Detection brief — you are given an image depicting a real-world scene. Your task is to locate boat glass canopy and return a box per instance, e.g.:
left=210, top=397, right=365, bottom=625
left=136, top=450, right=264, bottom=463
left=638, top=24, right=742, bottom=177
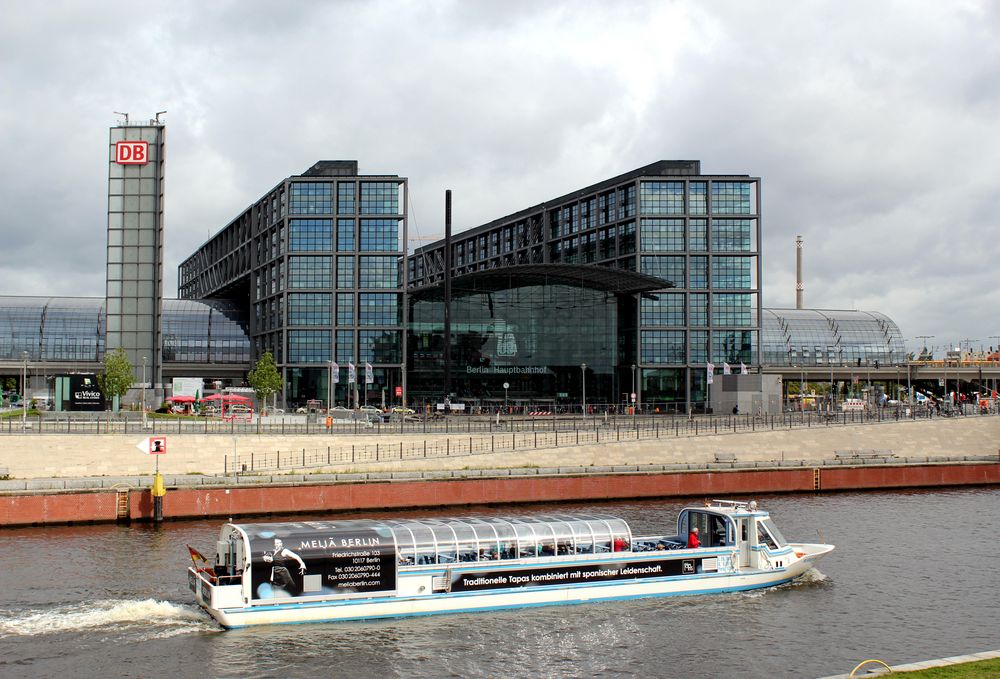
left=382, top=514, right=632, bottom=564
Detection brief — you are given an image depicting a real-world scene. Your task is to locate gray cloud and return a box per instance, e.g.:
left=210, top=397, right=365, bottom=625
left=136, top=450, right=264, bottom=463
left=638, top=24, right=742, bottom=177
left=1, top=0, right=997, bottom=353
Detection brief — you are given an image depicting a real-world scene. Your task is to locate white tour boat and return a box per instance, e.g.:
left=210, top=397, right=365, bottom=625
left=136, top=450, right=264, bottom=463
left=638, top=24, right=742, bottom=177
left=188, top=500, right=833, bottom=628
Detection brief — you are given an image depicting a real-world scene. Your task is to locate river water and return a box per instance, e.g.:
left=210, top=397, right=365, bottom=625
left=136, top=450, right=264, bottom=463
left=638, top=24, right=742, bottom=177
left=0, top=487, right=997, bottom=679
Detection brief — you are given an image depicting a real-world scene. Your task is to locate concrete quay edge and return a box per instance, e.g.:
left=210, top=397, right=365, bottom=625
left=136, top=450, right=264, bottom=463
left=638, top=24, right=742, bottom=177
left=0, top=454, right=996, bottom=494
left=816, top=648, right=1000, bottom=678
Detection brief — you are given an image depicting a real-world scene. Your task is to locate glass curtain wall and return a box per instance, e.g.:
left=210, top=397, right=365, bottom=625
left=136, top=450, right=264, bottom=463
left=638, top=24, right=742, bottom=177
left=409, top=279, right=627, bottom=410
left=637, top=178, right=760, bottom=412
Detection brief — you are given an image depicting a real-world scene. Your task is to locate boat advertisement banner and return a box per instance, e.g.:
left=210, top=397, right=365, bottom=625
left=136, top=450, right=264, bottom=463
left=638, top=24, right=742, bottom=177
left=247, top=527, right=396, bottom=601
left=450, top=557, right=703, bottom=592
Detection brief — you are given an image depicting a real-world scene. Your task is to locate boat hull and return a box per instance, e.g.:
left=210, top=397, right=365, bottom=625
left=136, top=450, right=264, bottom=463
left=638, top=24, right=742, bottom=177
left=195, top=544, right=831, bottom=628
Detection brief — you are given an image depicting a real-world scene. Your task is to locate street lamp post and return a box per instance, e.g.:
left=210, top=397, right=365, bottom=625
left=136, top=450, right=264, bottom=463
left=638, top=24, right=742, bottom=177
left=21, top=351, right=28, bottom=431
left=581, top=363, right=587, bottom=418
left=503, top=381, right=509, bottom=412
left=327, top=360, right=334, bottom=412
left=630, top=363, right=636, bottom=417
left=142, top=356, right=148, bottom=428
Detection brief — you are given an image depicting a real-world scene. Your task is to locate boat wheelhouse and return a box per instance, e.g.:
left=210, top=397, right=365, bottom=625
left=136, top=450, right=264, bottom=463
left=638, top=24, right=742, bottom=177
left=189, top=500, right=833, bottom=628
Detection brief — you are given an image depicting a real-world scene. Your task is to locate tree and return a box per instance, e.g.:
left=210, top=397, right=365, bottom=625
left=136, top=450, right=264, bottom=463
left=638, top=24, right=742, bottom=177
left=247, top=351, right=282, bottom=414
left=98, top=347, right=134, bottom=411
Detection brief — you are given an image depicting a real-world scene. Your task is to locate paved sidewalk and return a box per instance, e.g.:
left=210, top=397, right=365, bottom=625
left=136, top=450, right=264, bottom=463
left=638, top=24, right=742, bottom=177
left=0, top=416, right=997, bottom=480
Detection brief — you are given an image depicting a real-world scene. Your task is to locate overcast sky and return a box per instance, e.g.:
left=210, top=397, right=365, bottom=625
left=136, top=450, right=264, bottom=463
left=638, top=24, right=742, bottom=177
left=2, top=0, right=997, bottom=354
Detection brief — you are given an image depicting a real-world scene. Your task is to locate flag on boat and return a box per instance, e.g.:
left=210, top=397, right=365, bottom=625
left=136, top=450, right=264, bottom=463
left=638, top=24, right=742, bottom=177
left=331, top=361, right=339, bottom=384
left=740, top=362, right=748, bottom=375
left=348, top=362, right=356, bottom=383
left=723, top=362, right=731, bottom=375
left=365, top=362, right=374, bottom=384
left=706, top=362, right=714, bottom=385
left=187, top=544, right=208, bottom=564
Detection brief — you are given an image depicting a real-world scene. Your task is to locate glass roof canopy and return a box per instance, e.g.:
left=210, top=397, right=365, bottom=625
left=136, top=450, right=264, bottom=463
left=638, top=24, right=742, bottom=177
left=385, top=514, right=632, bottom=563
left=0, top=296, right=249, bottom=363
left=761, top=308, right=906, bottom=367
left=235, top=514, right=633, bottom=566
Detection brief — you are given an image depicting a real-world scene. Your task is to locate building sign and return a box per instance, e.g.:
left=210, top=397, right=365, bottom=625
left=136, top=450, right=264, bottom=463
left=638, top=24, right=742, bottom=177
left=172, top=377, right=203, bottom=398
left=115, top=140, right=149, bottom=165
left=69, top=374, right=104, bottom=411
left=450, top=557, right=705, bottom=592
left=466, top=366, right=548, bottom=376
left=248, top=526, right=396, bottom=602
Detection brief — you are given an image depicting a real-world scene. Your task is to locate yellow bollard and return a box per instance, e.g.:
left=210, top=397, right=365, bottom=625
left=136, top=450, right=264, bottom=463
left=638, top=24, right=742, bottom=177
left=152, top=472, right=166, bottom=522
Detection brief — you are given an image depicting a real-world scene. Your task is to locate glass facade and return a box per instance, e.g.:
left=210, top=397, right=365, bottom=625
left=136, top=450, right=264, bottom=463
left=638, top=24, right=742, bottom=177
left=633, top=174, right=761, bottom=412
left=409, top=276, right=635, bottom=407
left=173, top=165, right=406, bottom=408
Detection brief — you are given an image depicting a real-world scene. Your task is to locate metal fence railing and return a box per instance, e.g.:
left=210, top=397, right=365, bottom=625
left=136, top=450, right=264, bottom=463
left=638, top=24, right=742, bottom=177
left=221, top=404, right=992, bottom=474
left=1, top=402, right=984, bottom=436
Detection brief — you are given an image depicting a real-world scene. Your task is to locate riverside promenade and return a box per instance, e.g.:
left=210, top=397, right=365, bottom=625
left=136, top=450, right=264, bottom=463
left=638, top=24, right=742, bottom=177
left=1, top=414, right=998, bottom=480
left=1, top=415, right=998, bottom=526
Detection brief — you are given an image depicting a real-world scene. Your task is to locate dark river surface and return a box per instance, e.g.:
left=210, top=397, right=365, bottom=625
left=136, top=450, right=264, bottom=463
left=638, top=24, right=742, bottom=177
left=0, top=487, right=997, bottom=679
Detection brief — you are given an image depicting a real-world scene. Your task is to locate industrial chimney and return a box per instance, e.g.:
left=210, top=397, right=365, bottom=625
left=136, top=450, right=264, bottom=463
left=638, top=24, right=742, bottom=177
left=795, top=235, right=803, bottom=309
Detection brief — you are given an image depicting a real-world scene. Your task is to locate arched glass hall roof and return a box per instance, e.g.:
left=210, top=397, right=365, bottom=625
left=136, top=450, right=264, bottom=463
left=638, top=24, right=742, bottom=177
left=761, top=308, right=905, bottom=367
left=0, top=296, right=250, bottom=363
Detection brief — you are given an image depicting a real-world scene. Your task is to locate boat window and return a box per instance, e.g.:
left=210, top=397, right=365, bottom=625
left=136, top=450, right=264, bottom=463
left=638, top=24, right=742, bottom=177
left=512, top=521, right=539, bottom=557
left=687, top=512, right=710, bottom=546
left=756, top=522, right=778, bottom=550
left=759, top=519, right=787, bottom=548
left=709, top=514, right=731, bottom=547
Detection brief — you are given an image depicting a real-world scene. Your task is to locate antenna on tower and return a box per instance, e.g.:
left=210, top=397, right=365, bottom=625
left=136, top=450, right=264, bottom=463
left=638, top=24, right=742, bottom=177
left=113, top=111, right=129, bottom=124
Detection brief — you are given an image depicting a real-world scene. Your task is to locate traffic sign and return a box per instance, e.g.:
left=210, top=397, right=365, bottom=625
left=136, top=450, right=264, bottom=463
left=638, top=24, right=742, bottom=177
left=503, top=382, right=510, bottom=390
left=135, top=436, right=167, bottom=455
left=631, top=392, right=637, bottom=402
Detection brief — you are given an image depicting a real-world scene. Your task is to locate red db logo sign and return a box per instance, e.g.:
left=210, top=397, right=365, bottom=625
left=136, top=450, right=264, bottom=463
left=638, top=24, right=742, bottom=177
left=115, top=141, right=149, bottom=165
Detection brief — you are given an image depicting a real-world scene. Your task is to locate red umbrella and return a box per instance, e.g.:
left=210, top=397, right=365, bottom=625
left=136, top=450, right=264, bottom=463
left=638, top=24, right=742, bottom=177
left=166, top=395, right=196, bottom=402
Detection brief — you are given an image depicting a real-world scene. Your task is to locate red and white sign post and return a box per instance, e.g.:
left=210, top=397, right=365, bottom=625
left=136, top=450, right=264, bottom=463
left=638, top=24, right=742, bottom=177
left=136, top=436, right=167, bottom=473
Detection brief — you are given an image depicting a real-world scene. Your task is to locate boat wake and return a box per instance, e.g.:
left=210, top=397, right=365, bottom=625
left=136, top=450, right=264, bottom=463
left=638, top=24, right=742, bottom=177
left=0, top=598, right=216, bottom=639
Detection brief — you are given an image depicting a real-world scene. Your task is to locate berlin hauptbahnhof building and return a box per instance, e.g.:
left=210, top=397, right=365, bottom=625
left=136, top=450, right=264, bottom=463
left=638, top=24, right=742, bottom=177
left=0, top=121, right=907, bottom=412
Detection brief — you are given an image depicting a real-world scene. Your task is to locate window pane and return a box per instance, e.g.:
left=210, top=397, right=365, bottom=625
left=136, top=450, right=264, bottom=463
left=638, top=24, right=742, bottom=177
left=711, top=256, right=755, bottom=289
left=359, top=182, right=399, bottom=215
left=336, top=293, right=354, bottom=325
left=336, top=256, right=355, bottom=288
left=712, top=219, right=755, bottom=252
left=336, top=219, right=355, bottom=251
left=288, top=293, right=331, bottom=325
left=641, top=256, right=685, bottom=288
left=290, top=183, right=333, bottom=215
left=712, top=293, right=755, bottom=326
left=287, top=329, right=331, bottom=363
left=641, top=293, right=685, bottom=326
left=641, top=330, right=686, bottom=364
left=640, top=219, right=685, bottom=252
left=359, top=256, right=399, bottom=288
left=639, top=181, right=684, bottom=215
left=288, top=257, right=331, bottom=288
left=289, top=219, right=332, bottom=252
left=360, top=219, right=401, bottom=251
left=359, top=293, right=401, bottom=325
left=711, top=182, right=752, bottom=215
